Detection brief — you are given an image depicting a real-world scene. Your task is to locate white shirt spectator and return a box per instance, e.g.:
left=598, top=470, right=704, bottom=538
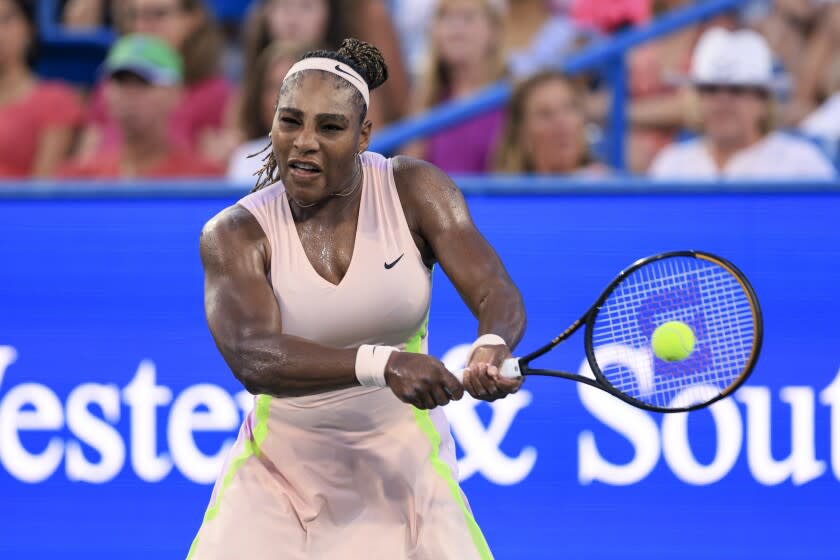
left=649, top=132, right=836, bottom=179
left=227, top=138, right=270, bottom=184
left=801, top=92, right=840, bottom=142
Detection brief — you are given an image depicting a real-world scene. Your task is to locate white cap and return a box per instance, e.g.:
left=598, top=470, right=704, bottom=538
left=690, top=27, right=774, bottom=89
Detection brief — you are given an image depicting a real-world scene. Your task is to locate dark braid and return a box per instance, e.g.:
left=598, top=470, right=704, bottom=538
left=252, top=38, right=388, bottom=192
left=331, top=38, right=389, bottom=91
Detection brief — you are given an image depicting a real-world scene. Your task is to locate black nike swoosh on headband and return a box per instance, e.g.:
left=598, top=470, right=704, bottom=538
left=334, top=64, right=363, bottom=84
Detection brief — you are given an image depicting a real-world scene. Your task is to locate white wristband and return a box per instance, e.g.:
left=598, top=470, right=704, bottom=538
left=355, top=345, right=398, bottom=387
left=465, top=333, right=507, bottom=365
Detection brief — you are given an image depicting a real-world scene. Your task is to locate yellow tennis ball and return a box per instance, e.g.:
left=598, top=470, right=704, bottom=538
left=651, top=321, right=695, bottom=362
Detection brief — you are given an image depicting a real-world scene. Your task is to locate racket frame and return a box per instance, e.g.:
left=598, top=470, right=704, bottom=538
left=514, top=250, right=763, bottom=413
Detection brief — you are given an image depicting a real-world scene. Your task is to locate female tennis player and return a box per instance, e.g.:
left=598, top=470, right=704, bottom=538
left=189, top=38, right=525, bottom=560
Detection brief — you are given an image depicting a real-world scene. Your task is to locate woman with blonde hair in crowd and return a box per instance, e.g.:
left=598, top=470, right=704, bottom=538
left=227, top=41, right=310, bottom=182
left=75, top=0, right=232, bottom=164
left=495, top=70, right=604, bottom=175
left=410, top=0, right=508, bottom=174
left=0, top=0, right=82, bottom=178
left=242, top=0, right=410, bottom=127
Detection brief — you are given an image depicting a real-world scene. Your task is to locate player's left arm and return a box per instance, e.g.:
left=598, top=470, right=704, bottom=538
left=393, top=156, right=526, bottom=401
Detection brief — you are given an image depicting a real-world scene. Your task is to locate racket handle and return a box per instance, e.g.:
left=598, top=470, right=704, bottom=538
left=453, top=358, right=522, bottom=383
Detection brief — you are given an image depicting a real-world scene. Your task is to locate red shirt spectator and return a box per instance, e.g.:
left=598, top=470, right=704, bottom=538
left=57, top=148, right=222, bottom=179
left=75, top=0, right=232, bottom=161
left=0, top=82, right=83, bottom=178
left=84, top=75, right=231, bottom=155
left=58, top=35, right=223, bottom=181
left=0, top=0, right=82, bottom=178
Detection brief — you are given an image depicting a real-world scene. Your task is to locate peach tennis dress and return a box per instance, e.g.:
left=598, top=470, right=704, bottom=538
left=187, top=152, right=493, bottom=559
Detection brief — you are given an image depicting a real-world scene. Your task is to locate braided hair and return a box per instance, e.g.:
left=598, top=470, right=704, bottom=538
left=252, top=38, right=388, bottom=192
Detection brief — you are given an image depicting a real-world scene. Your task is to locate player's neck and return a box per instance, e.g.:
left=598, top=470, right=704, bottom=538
left=288, top=168, right=364, bottom=223
left=289, top=184, right=362, bottom=226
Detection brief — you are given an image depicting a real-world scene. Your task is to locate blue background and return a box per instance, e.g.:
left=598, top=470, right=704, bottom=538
left=1, top=189, right=838, bottom=559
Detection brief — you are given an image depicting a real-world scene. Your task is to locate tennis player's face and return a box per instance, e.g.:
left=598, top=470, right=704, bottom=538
left=261, top=56, right=296, bottom=130
left=272, top=73, right=371, bottom=205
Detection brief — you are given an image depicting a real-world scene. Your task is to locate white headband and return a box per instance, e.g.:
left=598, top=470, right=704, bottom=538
left=283, top=57, right=370, bottom=108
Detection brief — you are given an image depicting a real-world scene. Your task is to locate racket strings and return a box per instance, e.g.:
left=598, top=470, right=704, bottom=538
left=590, top=256, right=756, bottom=409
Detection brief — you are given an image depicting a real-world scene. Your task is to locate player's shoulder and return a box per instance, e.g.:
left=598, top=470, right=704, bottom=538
left=237, top=179, right=286, bottom=207
left=200, top=204, right=266, bottom=260
left=389, top=155, right=468, bottom=239
left=391, top=155, right=462, bottom=200
left=391, top=154, right=435, bottom=179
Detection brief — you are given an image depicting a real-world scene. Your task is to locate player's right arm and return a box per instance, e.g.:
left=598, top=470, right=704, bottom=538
left=201, top=205, right=358, bottom=397
left=200, top=205, right=461, bottom=408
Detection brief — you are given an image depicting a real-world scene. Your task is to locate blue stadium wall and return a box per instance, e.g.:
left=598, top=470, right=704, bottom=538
left=1, top=183, right=838, bottom=559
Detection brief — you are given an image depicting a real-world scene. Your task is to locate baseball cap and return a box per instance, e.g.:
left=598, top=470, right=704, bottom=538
left=104, top=34, right=183, bottom=86
left=690, top=27, right=773, bottom=90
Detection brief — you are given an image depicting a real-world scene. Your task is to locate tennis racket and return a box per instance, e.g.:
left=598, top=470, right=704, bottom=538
left=456, top=251, right=762, bottom=413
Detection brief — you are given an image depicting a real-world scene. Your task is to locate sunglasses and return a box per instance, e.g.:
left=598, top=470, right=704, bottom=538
left=697, top=84, right=769, bottom=98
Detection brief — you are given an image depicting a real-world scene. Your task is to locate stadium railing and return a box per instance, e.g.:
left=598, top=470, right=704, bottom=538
left=1, top=177, right=838, bottom=200
left=369, top=0, right=747, bottom=172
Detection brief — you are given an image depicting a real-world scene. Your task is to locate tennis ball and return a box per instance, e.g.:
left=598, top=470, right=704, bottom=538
left=651, top=321, right=695, bottom=362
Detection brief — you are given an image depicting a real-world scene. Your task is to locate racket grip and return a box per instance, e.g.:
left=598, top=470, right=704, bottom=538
left=453, top=358, right=522, bottom=383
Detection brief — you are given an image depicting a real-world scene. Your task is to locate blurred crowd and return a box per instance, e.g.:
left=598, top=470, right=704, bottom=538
left=0, top=0, right=838, bottom=183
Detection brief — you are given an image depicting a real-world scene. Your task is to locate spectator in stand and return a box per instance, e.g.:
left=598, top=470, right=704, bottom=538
left=60, top=0, right=114, bottom=28
left=786, top=0, right=840, bottom=142
left=800, top=55, right=840, bottom=144
left=0, top=0, right=82, bottom=178
left=75, top=0, right=232, bottom=164
left=393, top=0, right=595, bottom=84
left=649, top=27, right=835, bottom=179
left=621, top=0, right=738, bottom=173
left=394, top=0, right=593, bottom=85
left=227, top=42, right=308, bottom=182
left=409, top=0, right=507, bottom=174
left=505, top=0, right=596, bottom=78
left=390, top=0, right=437, bottom=84
left=752, top=0, right=830, bottom=126
left=495, top=70, right=605, bottom=175
left=242, top=0, right=410, bottom=127
left=58, top=35, right=222, bottom=179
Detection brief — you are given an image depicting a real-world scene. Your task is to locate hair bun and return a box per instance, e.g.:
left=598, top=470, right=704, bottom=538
left=337, top=38, right=388, bottom=91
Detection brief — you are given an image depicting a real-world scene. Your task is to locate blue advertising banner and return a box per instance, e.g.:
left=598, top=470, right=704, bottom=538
left=1, top=190, right=838, bottom=559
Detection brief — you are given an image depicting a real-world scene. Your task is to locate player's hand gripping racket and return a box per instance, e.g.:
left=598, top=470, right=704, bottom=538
left=456, top=251, right=762, bottom=413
